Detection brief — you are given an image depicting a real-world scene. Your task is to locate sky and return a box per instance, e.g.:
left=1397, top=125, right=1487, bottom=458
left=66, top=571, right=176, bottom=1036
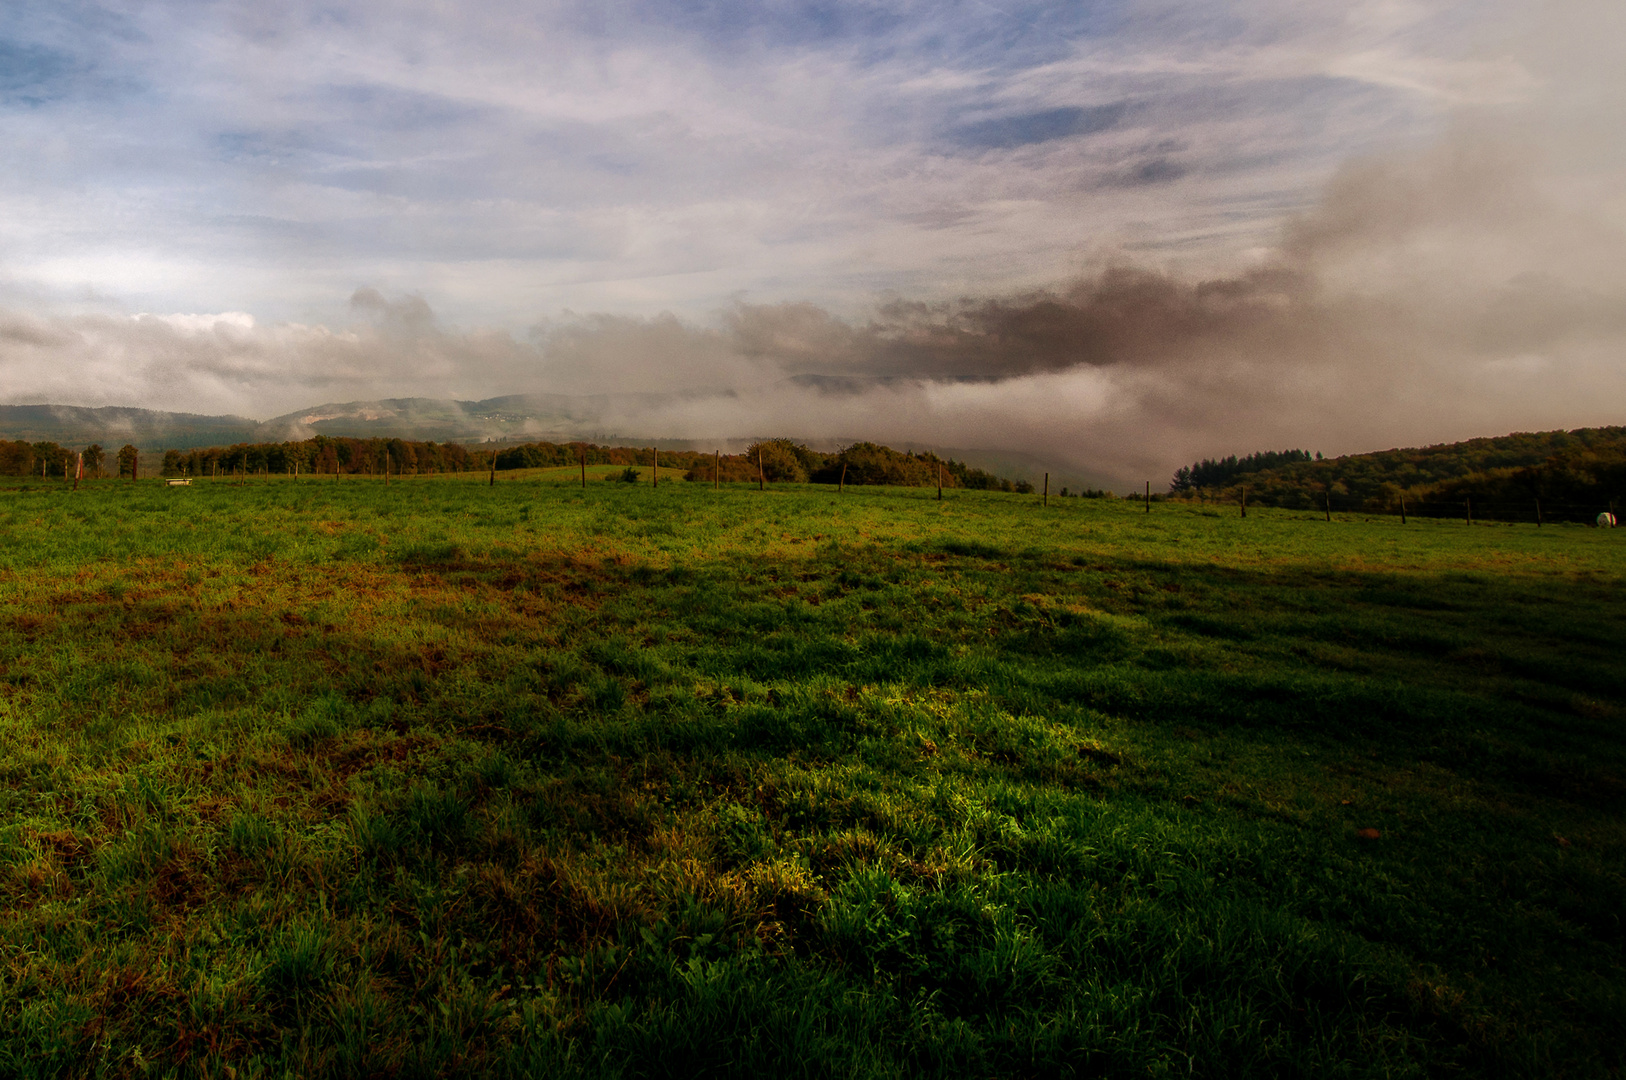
left=0, top=0, right=1621, bottom=485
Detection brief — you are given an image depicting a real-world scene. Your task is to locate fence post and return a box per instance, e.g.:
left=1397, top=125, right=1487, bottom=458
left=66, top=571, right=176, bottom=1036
left=1399, top=492, right=1406, bottom=525
left=1324, top=489, right=1331, bottom=522
left=938, top=463, right=944, bottom=501
left=840, top=462, right=846, bottom=493
left=1042, top=472, right=1048, bottom=507
left=714, top=449, right=719, bottom=490
left=581, top=446, right=587, bottom=489
left=1465, top=497, right=1471, bottom=526
left=488, top=450, right=495, bottom=487
left=758, top=447, right=764, bottom=491
left=1536, top=497, right=1543, bottom=527
left=1145, top=481, right=1150, bottom=514
left=1240, top=484, right=1247, bottom=517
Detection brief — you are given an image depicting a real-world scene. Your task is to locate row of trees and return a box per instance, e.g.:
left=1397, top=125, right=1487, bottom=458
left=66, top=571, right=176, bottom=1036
left=1171, top=450, right=1315, bottom=491
left=490, top=437, right=1029, bottom=489
left=1168, top=427, right=1626, bottom=521
left=0, top=440, right=141, bottom=478
left=5, top=433, right=1029, bottom=491
left=160, top=436, right=486, bottom=478
left=497, top=438, right=1027, bottom=489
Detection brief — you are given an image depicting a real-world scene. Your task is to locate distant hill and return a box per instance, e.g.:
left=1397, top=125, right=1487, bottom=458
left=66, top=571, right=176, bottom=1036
left=0, top=393, right=1121, bottom=491
left=1172, top=427, right=1626, bottom=521
left=0, top=404, right=260, bottom=449
left=0, top=395, right=635, bottom=448
left=253, top=395, right=603, bottom=442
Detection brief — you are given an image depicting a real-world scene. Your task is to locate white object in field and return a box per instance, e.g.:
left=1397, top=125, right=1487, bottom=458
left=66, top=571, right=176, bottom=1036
left=1598, top=512, right=1617, bottom=527
left=166, top=478, right=191, bottom=487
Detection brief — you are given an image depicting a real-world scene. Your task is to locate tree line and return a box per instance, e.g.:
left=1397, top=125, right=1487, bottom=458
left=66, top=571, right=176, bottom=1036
left=4, top=433, right=1030, bottom=491
left=159, top=437, right=489, bottom=478
left=0, top=440, right=133, bottom=478
left=1171, top=450, right=1315, bottom=491
left=500, top=438, right=1027, bottom=490
left=1168, top=427, right=1626, bottom=521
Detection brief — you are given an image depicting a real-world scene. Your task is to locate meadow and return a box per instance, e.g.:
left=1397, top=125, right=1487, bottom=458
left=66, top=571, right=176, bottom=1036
left=0, top=468, right=1622, bottom=1078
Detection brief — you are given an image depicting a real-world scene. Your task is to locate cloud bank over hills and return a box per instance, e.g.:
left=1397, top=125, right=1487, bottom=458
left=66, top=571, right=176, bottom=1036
left=0, top=0, right=1621, bottom=486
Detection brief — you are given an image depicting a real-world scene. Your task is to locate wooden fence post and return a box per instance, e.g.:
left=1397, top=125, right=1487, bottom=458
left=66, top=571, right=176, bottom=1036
left=1240, top=485, right=1246, bottom=518
left=758, top=447, right=764, bottom=491
left=714, top=449, right=719, bottom=490
left=1465, top=496, right=1472, bottom=526
left=839, top=462, right=846, bottom=494
left=938, top=463, right=944, bottom=501
left=488, top=450, right=495, bottom=487
left=1042, top=472, right=1048, bottom=507
left=1324, top=489, right=1331, bottom=522
left=1399, top=492, right=1406, bottom=524
left=581, top=446, right=587, bottom=489
left=1536, top=497, right=1543, bottom=527
left=652, top=446, right=658, bottom=488
left=1145, top=481, right=1150, bottom=514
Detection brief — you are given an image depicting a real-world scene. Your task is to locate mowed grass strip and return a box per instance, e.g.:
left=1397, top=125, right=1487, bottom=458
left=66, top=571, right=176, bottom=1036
left=0, top=476, right=1622, bottom=1078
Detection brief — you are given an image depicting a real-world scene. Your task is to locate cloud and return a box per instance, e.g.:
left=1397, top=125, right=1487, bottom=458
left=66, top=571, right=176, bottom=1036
left=5, top=105, right=1622, bottom=490
left=0, top=0, right=1619, bottom=489
left=0, top=0, right=1526, bottom=325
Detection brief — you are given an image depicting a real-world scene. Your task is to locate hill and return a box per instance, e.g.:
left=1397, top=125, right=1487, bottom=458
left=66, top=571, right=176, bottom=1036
left=0, top=403, right=260, bottom=449
left=0, top=396, right=1117, bottom=490
left=1171, top=427, right=1626, bottom=521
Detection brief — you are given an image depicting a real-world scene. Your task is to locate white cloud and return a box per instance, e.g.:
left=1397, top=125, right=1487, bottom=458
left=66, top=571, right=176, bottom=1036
left=137, top=312, right=257, bottom=333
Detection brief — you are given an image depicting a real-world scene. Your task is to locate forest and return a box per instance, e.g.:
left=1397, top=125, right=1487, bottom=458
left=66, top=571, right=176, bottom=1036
left=1170, top=427, right=1626, bottom=521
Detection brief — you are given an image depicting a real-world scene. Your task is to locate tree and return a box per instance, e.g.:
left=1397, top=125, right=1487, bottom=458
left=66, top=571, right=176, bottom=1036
left=33, top=442, right=68, bottom=478
left=0, top=440, right=33, bottom=476
left=83, top=444, right=105, bottom=478
left=117, top=444, right=139, bottom=479
left=746, top=440, right=814, bottom=483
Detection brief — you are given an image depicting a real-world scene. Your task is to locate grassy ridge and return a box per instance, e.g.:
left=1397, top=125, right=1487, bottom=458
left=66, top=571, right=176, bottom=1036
left=1, top=476, right=1623, bottom=1077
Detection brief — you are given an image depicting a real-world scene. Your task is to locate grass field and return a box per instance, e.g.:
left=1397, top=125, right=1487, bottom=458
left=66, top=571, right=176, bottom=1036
left=1, top=472, right=1622, bottom=1078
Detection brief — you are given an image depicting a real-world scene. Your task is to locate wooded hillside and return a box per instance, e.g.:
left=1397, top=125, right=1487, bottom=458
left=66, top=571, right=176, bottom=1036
left=1170, top=427, right=1626, bottom=521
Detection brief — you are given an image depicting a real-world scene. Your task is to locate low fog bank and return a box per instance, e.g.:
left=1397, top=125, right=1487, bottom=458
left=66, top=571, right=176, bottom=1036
left=4, top=114, right=1624, bottom=488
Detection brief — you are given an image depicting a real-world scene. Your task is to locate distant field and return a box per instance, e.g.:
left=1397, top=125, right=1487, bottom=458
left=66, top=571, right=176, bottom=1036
left=1, top=474, right=1622, bottom=1078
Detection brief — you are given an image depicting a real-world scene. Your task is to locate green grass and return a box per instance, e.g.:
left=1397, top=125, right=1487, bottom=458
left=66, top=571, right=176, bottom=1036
left=1, top=474, right=1622, bottom=1078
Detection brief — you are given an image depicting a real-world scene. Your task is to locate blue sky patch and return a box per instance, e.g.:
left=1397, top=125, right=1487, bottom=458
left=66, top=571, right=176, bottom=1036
left=947, top=103, right=1127, bottom=151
